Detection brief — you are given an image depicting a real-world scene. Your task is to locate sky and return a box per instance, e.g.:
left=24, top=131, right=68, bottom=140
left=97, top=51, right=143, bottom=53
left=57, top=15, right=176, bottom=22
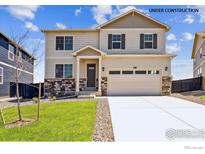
left=0, top=5, right=205, bottom=82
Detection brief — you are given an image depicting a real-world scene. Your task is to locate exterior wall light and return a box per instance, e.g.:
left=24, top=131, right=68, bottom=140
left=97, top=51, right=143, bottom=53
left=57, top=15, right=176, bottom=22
left=165, top=66, right=168, bottom=71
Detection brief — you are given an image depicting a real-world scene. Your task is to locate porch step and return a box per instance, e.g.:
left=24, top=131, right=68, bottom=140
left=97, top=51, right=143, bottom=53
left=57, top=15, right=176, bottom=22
left=77, top=91, right=97, bottom=98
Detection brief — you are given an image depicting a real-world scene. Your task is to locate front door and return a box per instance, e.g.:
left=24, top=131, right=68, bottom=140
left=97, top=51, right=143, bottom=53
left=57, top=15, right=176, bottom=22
left=87, top=64, right=96, bottom=87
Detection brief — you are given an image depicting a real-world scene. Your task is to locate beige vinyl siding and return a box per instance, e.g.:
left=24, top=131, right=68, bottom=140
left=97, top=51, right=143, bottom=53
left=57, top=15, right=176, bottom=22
left=45, top=31, right=99, bottom=58
left=100, top=29, right=166, bottom=54
left=102, top=12, right=165, bottom=29
left=101, top=56, right=171, bottom=77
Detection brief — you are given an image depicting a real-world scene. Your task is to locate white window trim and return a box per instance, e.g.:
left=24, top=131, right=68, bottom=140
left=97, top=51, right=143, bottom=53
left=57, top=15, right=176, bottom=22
left=144, top=34, right=154, bottom=49
left=55, top=64, right=73, bottom=79
left=8, top=50, right=14, bottom=61
left=0, top=67, right=3, bottom=84
left=112, top=34, right=122, bottom=49
left=56, top=35, right=74, bottom=52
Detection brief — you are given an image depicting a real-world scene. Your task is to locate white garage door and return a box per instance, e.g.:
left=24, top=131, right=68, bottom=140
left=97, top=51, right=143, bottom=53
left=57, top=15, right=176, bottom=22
left=107, top=70, right=162, bottom=96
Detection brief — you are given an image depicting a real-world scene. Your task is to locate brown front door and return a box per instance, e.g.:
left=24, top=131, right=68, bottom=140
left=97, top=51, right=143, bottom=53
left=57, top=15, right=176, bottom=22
left=87, top=64, right=96, bottom=87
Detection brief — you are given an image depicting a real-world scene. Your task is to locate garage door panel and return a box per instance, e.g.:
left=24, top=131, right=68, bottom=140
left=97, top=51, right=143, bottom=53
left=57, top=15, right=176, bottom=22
left=107, top=75, right=161, bottom=96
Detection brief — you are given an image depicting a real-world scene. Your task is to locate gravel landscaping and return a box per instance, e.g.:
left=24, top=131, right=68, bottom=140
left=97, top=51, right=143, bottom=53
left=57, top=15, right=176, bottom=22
left=171, top=92, right=205, bottom=106
left=92, top=98, right=115, bottom=142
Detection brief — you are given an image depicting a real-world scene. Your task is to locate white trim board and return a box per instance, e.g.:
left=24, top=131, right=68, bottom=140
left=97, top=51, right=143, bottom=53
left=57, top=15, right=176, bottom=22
left=0, top=61, right=33, bottom=75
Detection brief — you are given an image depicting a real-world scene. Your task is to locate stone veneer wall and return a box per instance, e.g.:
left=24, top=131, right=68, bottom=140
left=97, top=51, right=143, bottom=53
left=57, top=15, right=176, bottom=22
left=45, top=78, right=75, bottom=97
left=79, top=78, right=87, bottom=91
left=101, top=77, right=107, bottom=96
left=162, top=76, right=172, bottom=95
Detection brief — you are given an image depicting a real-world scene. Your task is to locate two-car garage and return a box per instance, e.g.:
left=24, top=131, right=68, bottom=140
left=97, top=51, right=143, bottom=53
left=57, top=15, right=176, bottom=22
left=107, top=70, right=162, bottom=96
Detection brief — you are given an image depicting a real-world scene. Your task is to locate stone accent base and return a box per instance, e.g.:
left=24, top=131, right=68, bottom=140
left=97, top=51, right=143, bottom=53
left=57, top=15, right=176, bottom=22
left=162, top=76, right=172, bottom=95
left=101, top=77, right=107, bottom=96
left=45, top=78, right=75, bottom=97
left=79, top=78, right=87, bottom=91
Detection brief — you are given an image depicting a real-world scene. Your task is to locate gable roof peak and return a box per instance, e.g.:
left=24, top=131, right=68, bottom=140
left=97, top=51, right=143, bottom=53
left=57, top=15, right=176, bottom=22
left=97, top=8, right=170, bottom=31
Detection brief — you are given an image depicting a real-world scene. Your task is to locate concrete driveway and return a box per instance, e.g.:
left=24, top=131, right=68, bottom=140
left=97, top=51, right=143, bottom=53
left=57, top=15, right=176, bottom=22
left=108, top=96, right=205, bottom=141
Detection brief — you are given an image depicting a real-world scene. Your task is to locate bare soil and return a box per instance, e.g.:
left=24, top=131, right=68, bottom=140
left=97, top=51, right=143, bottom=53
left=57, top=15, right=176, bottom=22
left=5, top=119, right=34, bottom=128
left=171, top=91, right=205, bottom=106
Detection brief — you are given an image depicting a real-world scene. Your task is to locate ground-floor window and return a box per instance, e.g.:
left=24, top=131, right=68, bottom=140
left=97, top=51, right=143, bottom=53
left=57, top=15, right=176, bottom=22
left=0, top=67, right=3, bottom=84
left=55, top=64, right=73, bottom=78
left=109, top=71, right=121, bottom=75
left=148, top=70, right=159, bottom=75
left=109, top=69, right=160, bottom=75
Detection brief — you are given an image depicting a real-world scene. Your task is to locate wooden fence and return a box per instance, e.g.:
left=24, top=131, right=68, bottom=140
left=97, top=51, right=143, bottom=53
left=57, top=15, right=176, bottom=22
left=172, top=77, right=202, bottom=93
left=10, top=82, right=44, bottom=99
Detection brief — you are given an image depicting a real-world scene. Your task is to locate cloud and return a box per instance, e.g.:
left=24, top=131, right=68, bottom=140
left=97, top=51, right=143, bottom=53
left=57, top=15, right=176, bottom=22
left=91, top=5, right=112, bottom=25
left=7, top=5, right=39, bottom=20
left=75, top=7, right=82, bottom=16
left=111, top=6, right=149, bottom=18
left=167, top=33, right=176, bottom=41
left=183, top=15, right=194, bottom=24
left=91, top=5, right=148, bottom=26
left=56, top=22, right=66, bottom=29
left=25, top=22, right=39, bottom=32
left=182, top=32, right=194, bottom=41
left=195, top=5, right=205, bottom=23
left=166, top=43, right=181, bottom=53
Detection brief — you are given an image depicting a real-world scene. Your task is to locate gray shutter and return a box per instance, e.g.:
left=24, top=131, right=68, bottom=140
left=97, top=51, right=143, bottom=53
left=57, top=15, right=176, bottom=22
left=121, top=34, right=125, bottom=49
left=140, top=34, right=144, bottom=49
left=153, top=34, right=157, bottom=49
left=108, top=34, right=112, bottom=49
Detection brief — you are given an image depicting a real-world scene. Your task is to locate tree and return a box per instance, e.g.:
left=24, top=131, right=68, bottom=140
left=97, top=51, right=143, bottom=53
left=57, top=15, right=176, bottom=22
left=8, top=30, right=43, bottom=121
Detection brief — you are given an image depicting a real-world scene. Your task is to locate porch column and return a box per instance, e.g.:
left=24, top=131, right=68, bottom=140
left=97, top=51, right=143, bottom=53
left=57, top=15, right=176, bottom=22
left=98, top=57, right=102, bottom=93
left=76, top=57, right=80, bottom=93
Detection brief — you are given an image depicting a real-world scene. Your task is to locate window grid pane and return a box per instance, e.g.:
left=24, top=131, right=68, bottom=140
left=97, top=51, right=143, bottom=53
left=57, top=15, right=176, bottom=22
left=55, top=64, right=63, bottom=78
left=135, top=70, right=147, bottom=74
left=64, top=64, right=73, bottom=78
left=56, top=37, right=64, bottom=50
left=122, top=70, right=133, bottom=74
left=109, top=71, right=121, bottom=75
left=148, top=70, right=159, bottom=74
left=65, top=36, right=73, bottom=50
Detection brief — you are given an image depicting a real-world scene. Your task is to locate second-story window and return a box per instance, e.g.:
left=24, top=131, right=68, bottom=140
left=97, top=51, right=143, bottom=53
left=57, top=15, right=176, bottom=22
left=56, top=36, right=73, bottom=51
left=112, top=34, right=122, bottom=49
left=144, top=34, right=153, bottom=49
left=200, top=47, right=202, bottom=58
left=18, top=51, right=22, bottom=62
left=65, top=36, right=73, bottom=50
left=8, top=44, right=14, bottom=61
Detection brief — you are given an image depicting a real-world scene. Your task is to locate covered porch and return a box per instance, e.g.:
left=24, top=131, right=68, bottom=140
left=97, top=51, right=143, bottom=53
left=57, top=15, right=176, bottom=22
left=73, top=45, right=106, bottom=96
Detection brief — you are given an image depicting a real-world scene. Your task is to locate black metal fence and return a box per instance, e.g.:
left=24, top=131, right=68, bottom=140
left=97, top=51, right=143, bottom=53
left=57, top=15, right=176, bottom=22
left=172, top=77, right=202, bottom=93
left=10, top=82, right=44, bottom=99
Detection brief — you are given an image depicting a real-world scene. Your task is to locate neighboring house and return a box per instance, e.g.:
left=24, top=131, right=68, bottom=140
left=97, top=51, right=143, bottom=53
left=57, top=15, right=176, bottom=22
left=192, top=32, right=205, bottom=78
left=0, top=32, right=34, bottom=98
left=42, top=9, right=176, bottom=97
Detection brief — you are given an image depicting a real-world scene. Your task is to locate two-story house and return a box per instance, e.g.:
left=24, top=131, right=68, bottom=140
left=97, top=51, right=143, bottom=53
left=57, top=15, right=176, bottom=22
left=192, top=32, right=205, bottom=78
left=0, top=32, right=35, bottom=98
left=42, top=9, right=176, bottom=97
